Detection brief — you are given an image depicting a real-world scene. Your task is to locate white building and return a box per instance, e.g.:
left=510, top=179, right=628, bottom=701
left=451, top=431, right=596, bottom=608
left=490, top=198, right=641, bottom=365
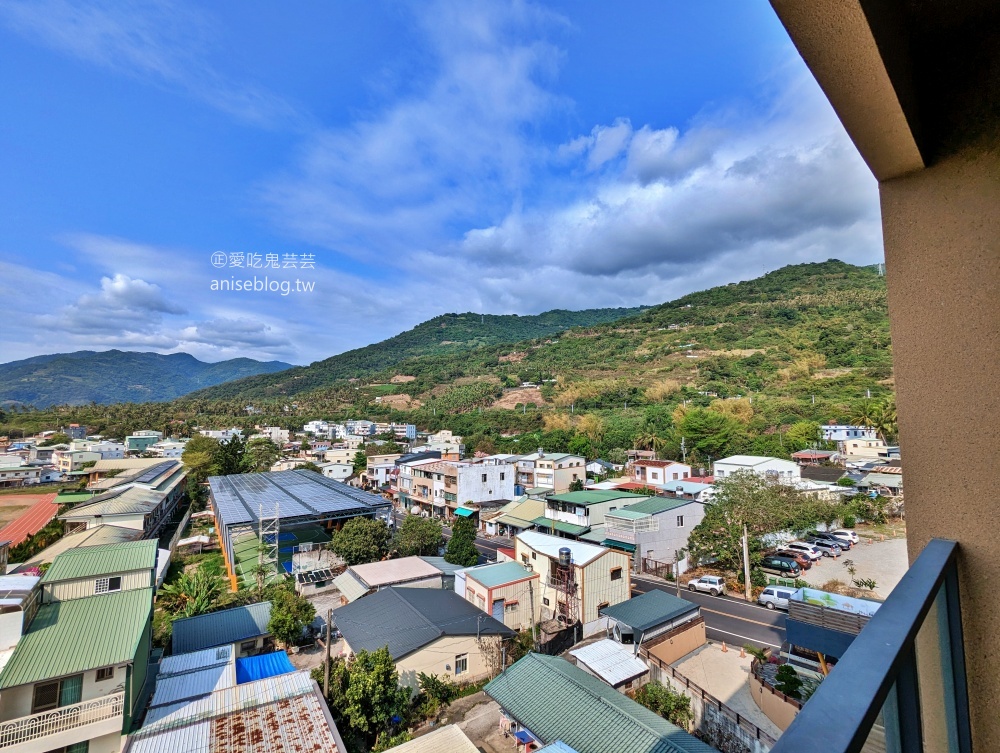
left=198, top=428, right=243, bottom=442
left=316, top=462, right=353, bottom=481
left=304, top=420, right=332, bottom=438
left=822, top=425, right=878, bottom=443
left=254, top=426, right=291, bottom=444
left=630, top=459, right=693, bottom=486
left=713, top=455, right=801, bottom=482
left=147, top=439, right=188, bottom=458
left=71, top=440, right=126, bottom=460
left=400, top=457, right=516, bottom=520
left=345, top=420, right=376, bottom=437
left=0, top=461, right=42, bottom=487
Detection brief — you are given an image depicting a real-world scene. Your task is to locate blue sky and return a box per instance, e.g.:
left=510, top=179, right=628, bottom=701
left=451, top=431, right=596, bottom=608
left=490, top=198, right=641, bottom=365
left=0, top=1, right=882, bottom=366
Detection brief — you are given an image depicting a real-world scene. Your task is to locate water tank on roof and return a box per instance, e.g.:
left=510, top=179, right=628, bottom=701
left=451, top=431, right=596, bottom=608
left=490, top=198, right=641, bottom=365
left=558, top=547, right=572, bottom=567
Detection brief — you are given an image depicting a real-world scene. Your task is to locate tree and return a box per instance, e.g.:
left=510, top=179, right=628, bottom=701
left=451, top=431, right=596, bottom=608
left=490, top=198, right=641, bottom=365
left=445, top=516, right=479, bottom=567
left=40, top=432, right=70, bottom=447
left=268, top=586, right=316, bottom=647
left=159, top=565, right=223, bottom=618
left=216, top=434, right=247, bottom=475
left=634, top=681, right=694, bottom=729
left=352, top=450, right=368, bottom=474
left=677, top=408, right=745, bottom=458
left=243, top=437, right=281, bottom=473
left=688, top=470, right=831, bottom=596
left=568, top=479, right=584, bottom=492
left=343, top=647, right=411, bottom=749
left=393, top=516, right=444, bottom=557
left=330, top=517, right=392, bottom=565
left=181, top=434, right=220, bottom=480
left=774, top=664, right=803, bottom=699
left=300, top=461, right=323, bottom=473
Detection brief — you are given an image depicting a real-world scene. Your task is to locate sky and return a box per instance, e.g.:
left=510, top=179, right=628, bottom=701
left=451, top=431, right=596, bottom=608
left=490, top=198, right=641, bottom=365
left=0, top=1, right=883, bottom=366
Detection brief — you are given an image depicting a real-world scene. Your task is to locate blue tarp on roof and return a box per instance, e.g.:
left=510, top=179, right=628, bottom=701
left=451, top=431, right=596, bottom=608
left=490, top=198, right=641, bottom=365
left=235, top=650, right=296, bottom=684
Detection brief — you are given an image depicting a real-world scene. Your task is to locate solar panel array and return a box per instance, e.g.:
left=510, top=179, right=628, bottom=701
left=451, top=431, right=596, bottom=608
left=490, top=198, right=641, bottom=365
left=210, top=469, right=391, bottom=529
left=296, top=569, right=335, bottom=584
left=133, top=460, right=180, bottom=485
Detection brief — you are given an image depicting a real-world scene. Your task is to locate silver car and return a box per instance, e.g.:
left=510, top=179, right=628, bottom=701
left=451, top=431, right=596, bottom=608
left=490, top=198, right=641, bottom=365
left=807, top=537, right=843, bottom=557
left=687, top=575, right=727, bottom=596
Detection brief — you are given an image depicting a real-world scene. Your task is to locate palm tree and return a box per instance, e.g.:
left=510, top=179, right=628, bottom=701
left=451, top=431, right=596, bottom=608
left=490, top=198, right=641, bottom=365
left=159, top=567, right=223, bottom=618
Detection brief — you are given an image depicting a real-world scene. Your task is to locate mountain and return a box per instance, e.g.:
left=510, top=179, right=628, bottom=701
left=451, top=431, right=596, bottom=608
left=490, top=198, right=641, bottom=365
left=0, top=351, right=293, bottom=407
left=187, top=260, right=890, bottom=415
left=186, top=307, right=648, bottom=401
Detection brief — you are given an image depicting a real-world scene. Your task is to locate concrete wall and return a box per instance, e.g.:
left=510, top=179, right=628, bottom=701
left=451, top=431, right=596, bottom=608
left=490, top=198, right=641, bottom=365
left=880, top=149, right=1000, bottom=752
left=391, top=635, right=492, bottom=691
left=645, top=622, right=706, bottom=666
left=749, top=673, right=799, bottom=732
left=0, top=662, right=130, bottom=720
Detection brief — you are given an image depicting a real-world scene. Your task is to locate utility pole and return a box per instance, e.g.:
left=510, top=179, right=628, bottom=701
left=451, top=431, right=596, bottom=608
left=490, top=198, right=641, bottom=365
left=742, top=524, right=752, bottom=602
left=324, top=608, right=332, bottom=697
left=680, top=437, right=687, bottom=463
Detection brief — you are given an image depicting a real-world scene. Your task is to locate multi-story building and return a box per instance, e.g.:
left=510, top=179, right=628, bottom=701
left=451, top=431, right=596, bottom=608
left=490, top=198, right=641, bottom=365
left=514, top=531, right=632, bottom=636
left=345, top=420, right=376, bottom=437
left=53, top=449, right=102, bottom=474
left=303, top=420, right=332, bottom=438
left=374, top=423, right=417, bottom=440
left=713, top=455, right=801, bottom=483
left=534, top=490, right=650, bottom=540
left=146, top=439, right=188, bottom=458
left=604, top=497, right=708, bottom=573
left=0, top=544, right=156, bottom=753
left=630, top=459, right=693, bottom=487
left=362, top=453, right=403, bottom=491
left=821, top=425, right=878, bottom=444
left=401, top=457, right=516, bottom=521
left=0, top=461, right=42, bottom=488
left=62, top=424, right=87, bottom=440
left=70, top=440, right=126, bottom=460
left=515, top=451, right=586, bottom=494
left=198, top=428, right=243, bottom=442
left=461, top=561, right=540, bottom=632
left=253, top=426, right=290, bottom=444
left=124, top=431, right=163, bottom=453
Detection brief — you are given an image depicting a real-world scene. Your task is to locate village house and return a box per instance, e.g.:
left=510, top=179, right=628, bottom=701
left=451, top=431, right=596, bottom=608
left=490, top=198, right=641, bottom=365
left=171, top=602, right=274, bottom=659
left=714, top=455, right=801, bottom=482
left=533, top=490, right=650, bottom=541
left=332, top=556, right=447, bottom=604
left=601, top=497, right=708, bottom=573
left=515, top=451, right=586, bottom=495
left=459, top=561, right=540, bottom=632
left=39, top=539, right=164, bottom=604
left=630, top=459, right=693, bottom=486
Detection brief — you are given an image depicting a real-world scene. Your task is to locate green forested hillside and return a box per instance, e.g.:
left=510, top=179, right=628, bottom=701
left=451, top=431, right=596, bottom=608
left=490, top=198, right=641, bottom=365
left=188, top=307, right=647, bottom=400
left=1, top=261, right=893, bottom=464
left=0, top=351, right=292, bottom=407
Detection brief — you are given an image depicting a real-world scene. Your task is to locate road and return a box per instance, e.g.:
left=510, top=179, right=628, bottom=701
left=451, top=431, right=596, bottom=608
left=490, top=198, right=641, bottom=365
left=633, top=574, right=786, bottom=650
left=390, top=510, right=508, bottom=562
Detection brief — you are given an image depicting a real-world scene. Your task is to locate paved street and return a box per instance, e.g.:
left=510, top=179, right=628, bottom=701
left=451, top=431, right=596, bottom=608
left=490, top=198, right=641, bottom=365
left=633, top=574, right=786, bottom=650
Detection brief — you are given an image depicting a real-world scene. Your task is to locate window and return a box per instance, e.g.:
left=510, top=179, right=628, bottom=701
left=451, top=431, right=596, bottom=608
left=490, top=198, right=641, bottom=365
left=505, top=601, right=518, bottom=613
left=677, top=515, right=684, bottom=527
left=94, top=576, right=122, bottom=595
left=96, top=666, right=114, bottom=681
left=482, top=473, right=487, bottom=482
left=543, top=597, right=550, bottom=606
left=500, top=472, right=505, bottom=481
left=532, top=552, right=537, bottom=560
left=240, top=639, right=258, bottom=653
left=597, top=602, right=610, bottom=612
left=454, top=654, right=468, bottom=676
left=32, top=675, right=83, bottom=713
left=610, top=567, right=623, bottom=581
left=521, top=554, right=529, bottom=565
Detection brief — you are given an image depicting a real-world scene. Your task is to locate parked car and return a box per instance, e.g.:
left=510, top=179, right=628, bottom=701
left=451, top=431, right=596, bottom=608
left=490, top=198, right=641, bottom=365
left=773, top=549, right=812, bottom=570
left=758, top=586, right=797, bottom=610
left=806, top=537, right=843, bottom=557
left=688, top=575, right=727, bottom=596
left=783, top=541, right=823, bottom=562
left=760, top=555, right=801, bottom=577
left=809, top=531, right=853, bottom=550
left=831, top=529, right=860, bottom=545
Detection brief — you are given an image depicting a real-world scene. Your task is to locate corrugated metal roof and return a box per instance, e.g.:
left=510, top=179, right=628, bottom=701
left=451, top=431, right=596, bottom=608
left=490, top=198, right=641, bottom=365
left=485, top=653, right=716, bottom=753
left=466, top=561, right=535, bottom=589
left=42, top=539, right=158, bottom=584
left=620, top=498, right=696, bottom=515
left=546, top=491, right=648, bottom=506
left=335, top=587, right=513, bottom=661
left=332, top=571, right=369, bottom=603
left=384, top=725, right=479, bottom=753
left=532, top=517, right=590, bottom=536
left=570, top=639, right=649, bottom=686
left=151, top=663, right=235, bottom=707
left=516, top=531, right=609, bottom=566
left=130, top=670, right=341, bottom=753
left=349, top=556, right=442, bottom=587
left=598, top=591, right=698, bottom=633
left=159, top=645, right=234, bottom=676
left=417, top=557, right=466, bottom=576
left=0, top=588, right=152, bottom=689
left=60, top=486, right=164, bottom=519
left=172, top=602, right=272, bottom=655
left=21, top=524, right=143, bottom=568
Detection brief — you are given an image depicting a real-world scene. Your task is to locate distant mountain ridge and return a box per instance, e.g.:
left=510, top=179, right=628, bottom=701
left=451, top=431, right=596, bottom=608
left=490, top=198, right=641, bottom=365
left=0, top=350, right=293, bottom=407
left=187, top=307, right=649, bottom=401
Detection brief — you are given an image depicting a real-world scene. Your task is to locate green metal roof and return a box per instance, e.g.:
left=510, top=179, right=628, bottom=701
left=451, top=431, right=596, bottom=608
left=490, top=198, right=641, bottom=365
left=0, top=588, right=153, bottom=690
left=577, top=526, right=607, bottom=544
left=42, top=539, right=158, bottom=585
left=532, top=517, right=590, bottom=536
left=605, top=509, right=650, bottom=520
left=454, top=507, right=475, bottom=517
left=54, top=492, right=99, bottom=503
left=546, top=490, right=648, bottom=506
left=621, top=497, right=695, bottom=515
left=599, top=590, right=699, bottom=633
left=466, top=561, right=535, bottom=589
left=603, top=539, right=636, bottom=553
left=485, top=653, right=716, bottom=753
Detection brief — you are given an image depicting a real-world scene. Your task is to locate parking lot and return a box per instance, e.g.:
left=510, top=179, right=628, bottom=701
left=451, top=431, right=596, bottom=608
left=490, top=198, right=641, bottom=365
left=796, top=537, right=909, bottom=597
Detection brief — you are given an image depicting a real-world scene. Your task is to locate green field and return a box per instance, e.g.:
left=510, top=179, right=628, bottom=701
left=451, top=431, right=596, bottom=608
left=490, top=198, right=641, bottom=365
left=230, top=523, right=331, bottom=586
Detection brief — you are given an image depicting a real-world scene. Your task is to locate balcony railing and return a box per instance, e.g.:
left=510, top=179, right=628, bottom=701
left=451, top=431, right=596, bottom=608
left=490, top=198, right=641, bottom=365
left=772, top=538, right=970, bottom=753
left=0, top=692, right=124, bottom=748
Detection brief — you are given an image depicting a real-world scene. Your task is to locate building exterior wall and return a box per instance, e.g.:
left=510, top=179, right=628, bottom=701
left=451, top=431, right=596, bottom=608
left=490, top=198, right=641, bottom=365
left=465, top=575, right=540, bottom=632
left=644, top=621, right=706, bottom=666
left=605, top=503, right=706, bottom=567
left=579, top=552, right=632, bottom=625
left=714, top=457, right=800, bottom=481
left=632, top=462, right=692, bottom=485
left=393, top=635, right=494, bottom=691
left=43, top=570, right=152, bottom=604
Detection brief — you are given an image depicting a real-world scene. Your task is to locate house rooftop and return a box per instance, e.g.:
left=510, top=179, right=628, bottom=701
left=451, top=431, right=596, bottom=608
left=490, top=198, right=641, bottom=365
left=41, top=539, right=158, bottom=584
left=632, top=460, right=685, bottom=468
left=0, top=588, right=152, bottom=690
left=335, top=587, right=513, bottom=661
left=716, top=455, right=788, bottom=466
left=619, top=497, right=699, bottom=516
left=546, top=490, right=649, bottom=506
left=465, top=561, right=536, bottom=589
left=570, top=639, right=650, bottom=686
left=599, top=590, right=699, bottom=633
left=348, top=556, right=443, bottom=588
left=383, top=724, right=479, bottom=753
left=485, top=653, right=716, bottom=753
left=516, top=531, right=610, bottom=566
left=172, top=602, right=273, bottom=655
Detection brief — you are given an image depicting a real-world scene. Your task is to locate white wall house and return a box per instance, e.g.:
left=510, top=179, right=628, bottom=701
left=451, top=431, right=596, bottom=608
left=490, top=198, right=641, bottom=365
left=714, top=455, right=801, bottom=482
left=630, top=460, right=692, bottom=486
left=317, top=462, right=353, bottom=481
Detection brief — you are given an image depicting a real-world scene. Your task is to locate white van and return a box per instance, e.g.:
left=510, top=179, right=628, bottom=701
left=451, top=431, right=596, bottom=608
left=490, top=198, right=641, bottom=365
left=758, top=586, right=797, bottom=610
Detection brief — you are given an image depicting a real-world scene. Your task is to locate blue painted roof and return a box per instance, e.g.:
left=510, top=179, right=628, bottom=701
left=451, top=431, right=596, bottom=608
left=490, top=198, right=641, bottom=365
left=235, top=650, right=295, bottom=683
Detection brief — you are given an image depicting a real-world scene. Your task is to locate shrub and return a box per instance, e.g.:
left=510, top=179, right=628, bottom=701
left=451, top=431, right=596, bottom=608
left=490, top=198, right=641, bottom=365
left=842, top=514, right=856, bottom=528
left=775, top=664, right=804, bottom=699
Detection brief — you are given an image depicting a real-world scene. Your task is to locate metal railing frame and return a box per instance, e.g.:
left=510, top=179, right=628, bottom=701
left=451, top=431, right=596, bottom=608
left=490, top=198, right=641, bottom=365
left=0, top=692, right=124, bottom=748
left=772, top=538, right=971, bottom=753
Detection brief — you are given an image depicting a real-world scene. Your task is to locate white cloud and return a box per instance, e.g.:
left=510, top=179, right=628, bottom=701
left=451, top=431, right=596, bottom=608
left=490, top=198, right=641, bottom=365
left=0, top=0, right=304, bottom=128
